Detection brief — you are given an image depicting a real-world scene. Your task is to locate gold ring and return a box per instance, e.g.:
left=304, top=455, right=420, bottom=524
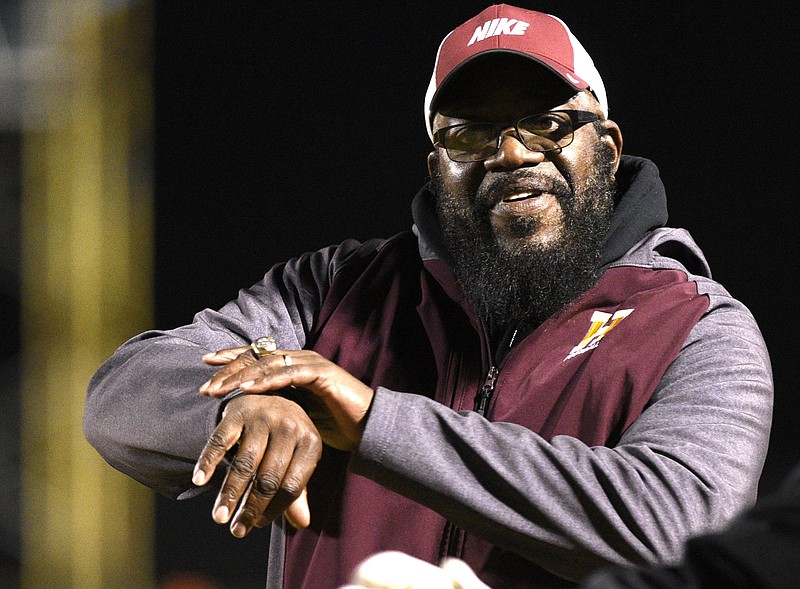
left=283, top=355, right=293, bottom=367
left=251, top=337, right=277, bottom=358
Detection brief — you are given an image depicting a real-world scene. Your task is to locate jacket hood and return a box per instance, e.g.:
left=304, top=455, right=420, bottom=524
left=412, top=154, right=677, bottom=270
left=600, top=155, right=668, bottom=266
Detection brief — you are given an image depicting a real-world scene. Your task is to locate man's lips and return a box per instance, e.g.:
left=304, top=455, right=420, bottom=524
left=492, top=191, right=557, bottom=215
left=502, top=191, right=543, bottom=203
left=479, top=174, right=562, bottom=210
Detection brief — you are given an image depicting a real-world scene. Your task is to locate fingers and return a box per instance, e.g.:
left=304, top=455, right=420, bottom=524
left=200, top=349, right=316, bottom=398
left=199, top=347, right=258, bottom=395
left=250, top=489, right=311, bottom=529
left=202, top=346, right=251, bottom=366
left=279, top=488, right=310, bottom=529
left=227, top=418, right=320, bottom=537
left=192, top=408, right=244, bottom=487
left=212, top=432, right=269, bottom=533
left=194, top=395, right=322, bottom=538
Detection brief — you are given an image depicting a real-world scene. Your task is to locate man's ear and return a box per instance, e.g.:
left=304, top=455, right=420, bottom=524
left=427, top=151, right=438, bottom=178
left=599, top=119, right=623, bottom=174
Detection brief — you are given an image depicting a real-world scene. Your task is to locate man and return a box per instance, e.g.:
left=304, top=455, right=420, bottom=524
left=84, top=5, right=773, bottom=589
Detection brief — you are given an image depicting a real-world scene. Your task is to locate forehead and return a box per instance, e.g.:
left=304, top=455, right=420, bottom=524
left=433, top=53, right=579, bottom=122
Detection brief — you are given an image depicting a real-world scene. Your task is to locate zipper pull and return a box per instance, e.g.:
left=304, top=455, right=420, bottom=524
left=475, top=366, right=498, bottom=416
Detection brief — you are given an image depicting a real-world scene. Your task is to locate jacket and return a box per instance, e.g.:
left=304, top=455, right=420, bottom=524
left=84, top=155, right=773, bottom=588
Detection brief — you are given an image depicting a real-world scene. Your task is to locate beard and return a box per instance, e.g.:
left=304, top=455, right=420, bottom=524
left=431, top=144, right=617, bottom=340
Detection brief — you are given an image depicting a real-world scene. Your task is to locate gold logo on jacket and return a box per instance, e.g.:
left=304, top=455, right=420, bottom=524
left=565, top=309, right=634, bottom=361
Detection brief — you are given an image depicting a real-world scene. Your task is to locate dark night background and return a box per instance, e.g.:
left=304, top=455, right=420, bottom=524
left=152, top=3, right=799, bottom=587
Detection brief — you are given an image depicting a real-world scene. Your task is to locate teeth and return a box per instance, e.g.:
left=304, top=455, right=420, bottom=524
left=504, top=192, right=536, bottom=202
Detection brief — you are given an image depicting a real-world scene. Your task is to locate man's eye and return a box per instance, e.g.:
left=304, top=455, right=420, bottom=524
left=520, top=113, right=567, bottom=136
left=448, top=125, right=493, bottom=148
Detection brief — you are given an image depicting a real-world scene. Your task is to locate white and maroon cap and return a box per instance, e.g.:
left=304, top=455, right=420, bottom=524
left=424, top=4, right=608, bottom=140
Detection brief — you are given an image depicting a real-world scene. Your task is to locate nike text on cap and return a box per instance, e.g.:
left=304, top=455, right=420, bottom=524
left=424, top=4, right=608, bottom=141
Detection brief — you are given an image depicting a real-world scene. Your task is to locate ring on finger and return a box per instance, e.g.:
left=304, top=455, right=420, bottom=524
left=251, top=336, right=278, bottom=358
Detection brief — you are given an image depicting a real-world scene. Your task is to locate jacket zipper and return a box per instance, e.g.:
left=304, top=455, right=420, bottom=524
left=475, top=365, right=498, bottom=416
left=440, top=326, right=507, bottom=559
left=439, top=366, right=499, bottom=560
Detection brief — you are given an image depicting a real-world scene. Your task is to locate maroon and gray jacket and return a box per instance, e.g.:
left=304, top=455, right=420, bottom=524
left=84, top=156, right=773, bottom=588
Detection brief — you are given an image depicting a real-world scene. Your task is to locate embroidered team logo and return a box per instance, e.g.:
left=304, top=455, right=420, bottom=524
left=564, top=309, right=634, bottom=361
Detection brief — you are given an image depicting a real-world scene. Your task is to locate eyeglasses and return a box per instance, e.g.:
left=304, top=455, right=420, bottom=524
left=432, top=110, right=600, bottom=163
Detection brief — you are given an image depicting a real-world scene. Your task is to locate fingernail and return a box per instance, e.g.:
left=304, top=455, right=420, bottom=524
left=213, top=505, right=229, bottom=524
left=231, top=522, right=247, bottom=538
left=199, top=380, right=211, bottom=394
left=240, top=381, right=255, bottom=389
left=202, top=352, right=216, bottom=361
left=192, top=468, right=206, bottom=486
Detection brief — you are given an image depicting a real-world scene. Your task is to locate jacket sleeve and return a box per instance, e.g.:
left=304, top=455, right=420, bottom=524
left=83, top=240, right=367, bottom=500
left=350, top=291, right=773, bottom=582
left=581, top=462, right=800, bottom=589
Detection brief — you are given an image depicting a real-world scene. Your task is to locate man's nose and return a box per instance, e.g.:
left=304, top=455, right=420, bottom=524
left=483, top=130, right=546, bottom=172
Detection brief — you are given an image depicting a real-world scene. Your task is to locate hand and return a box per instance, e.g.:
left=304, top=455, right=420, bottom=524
left=200, top=346, right=374, bottom=451
left=192, top=394, right=322, bottom=537
left=340, top=551, right=492, bottom=589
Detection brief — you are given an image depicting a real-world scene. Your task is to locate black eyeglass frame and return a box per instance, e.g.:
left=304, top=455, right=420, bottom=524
left=432, top=109, right=600, bottom=163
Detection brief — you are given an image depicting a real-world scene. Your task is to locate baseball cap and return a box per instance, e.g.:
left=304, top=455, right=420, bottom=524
left=424, top=4, right=608, bottom=140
